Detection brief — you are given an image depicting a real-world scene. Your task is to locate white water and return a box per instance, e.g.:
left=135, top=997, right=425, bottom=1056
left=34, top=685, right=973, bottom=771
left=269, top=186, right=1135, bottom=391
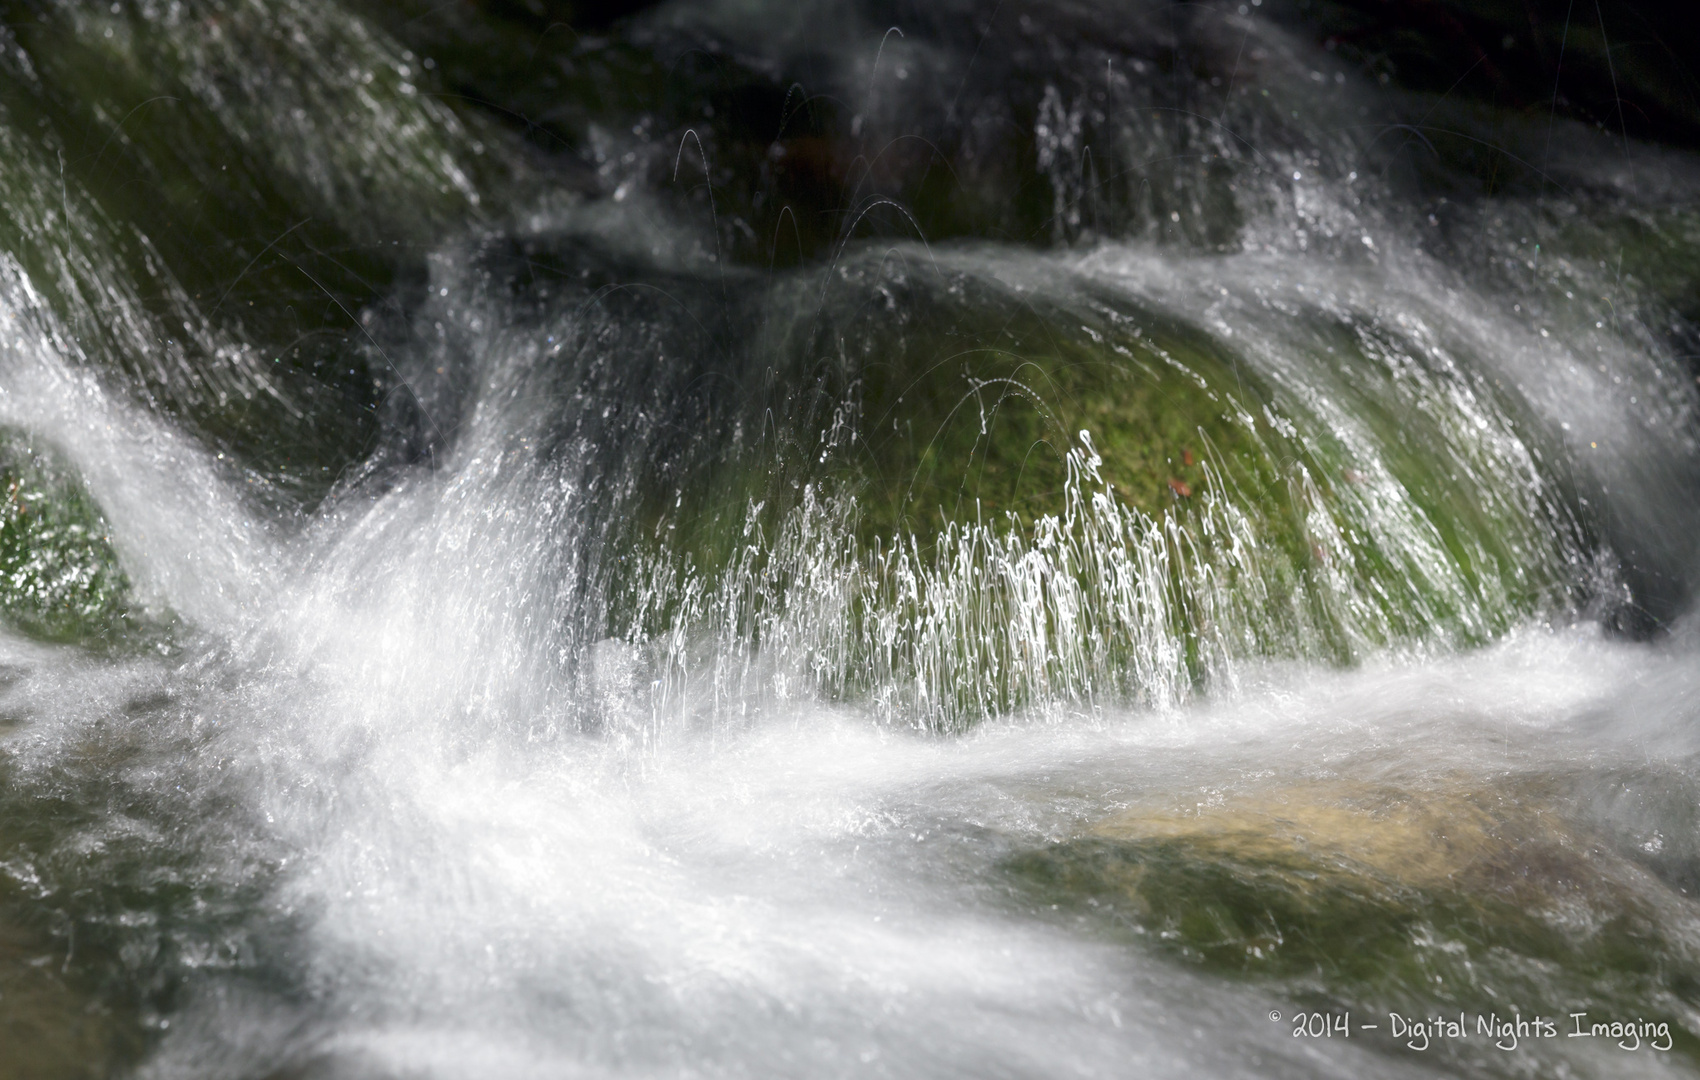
left=5, top=239, right=1700, bottom=1075
left=3, top=1, right=1700, bottom=1077
left=5, top=542, right=1698, bottom=1078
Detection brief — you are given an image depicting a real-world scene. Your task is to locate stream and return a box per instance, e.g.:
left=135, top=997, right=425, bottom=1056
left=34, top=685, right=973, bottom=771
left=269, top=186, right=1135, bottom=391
left=2, top=1, right=1700, bottom=1077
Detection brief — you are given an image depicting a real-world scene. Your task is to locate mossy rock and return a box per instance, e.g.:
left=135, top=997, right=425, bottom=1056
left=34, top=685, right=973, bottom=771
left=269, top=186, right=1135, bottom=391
left=0, top=0, right=514, bottom=508
left=1002, top=780, right=1700, bottom=1060
left=0, top=431, right=136, bottom=647
left=0, top=0, right=497, bottom=248
left=606, top=289, right=1278, bottom=615
left=595, top=254, right=1586, bottom=726
left=835, top=295, right=1278, bottom=542
left=793, top=261, right=1570, bottom=645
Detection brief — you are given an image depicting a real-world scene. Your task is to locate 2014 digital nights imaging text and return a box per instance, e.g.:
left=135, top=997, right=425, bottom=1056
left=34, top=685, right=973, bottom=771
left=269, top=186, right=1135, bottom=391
left=1271, top=1009, right=1674, bottom=1052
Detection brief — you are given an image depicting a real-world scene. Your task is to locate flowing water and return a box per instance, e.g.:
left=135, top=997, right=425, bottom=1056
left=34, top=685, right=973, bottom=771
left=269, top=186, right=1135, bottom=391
left=2, top=0, right=1700, bottom=1076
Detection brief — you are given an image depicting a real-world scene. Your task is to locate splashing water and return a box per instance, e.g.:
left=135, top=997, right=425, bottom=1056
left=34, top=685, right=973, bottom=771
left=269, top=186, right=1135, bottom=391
left=1, top=1, right=1700, bottom=1078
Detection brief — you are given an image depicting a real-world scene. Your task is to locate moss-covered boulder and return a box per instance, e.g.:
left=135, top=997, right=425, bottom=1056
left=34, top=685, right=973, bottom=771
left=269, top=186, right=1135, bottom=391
left=577, top=245, right=1590, bottom=729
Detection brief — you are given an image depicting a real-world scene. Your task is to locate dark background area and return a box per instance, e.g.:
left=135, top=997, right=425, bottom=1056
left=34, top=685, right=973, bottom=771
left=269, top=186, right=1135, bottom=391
left=1284, top=0, right=1700, bottom=148
left=488, top=0, right=1700, bottom=147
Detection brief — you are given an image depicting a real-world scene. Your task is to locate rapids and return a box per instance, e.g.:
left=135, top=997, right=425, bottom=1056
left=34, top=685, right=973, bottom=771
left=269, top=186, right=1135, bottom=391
left=1, top=1, right=1699, bottom=1077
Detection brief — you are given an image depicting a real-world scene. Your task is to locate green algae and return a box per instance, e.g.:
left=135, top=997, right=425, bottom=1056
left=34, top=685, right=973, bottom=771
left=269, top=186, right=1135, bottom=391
left=814, top=260, right=1574, bottom=626
left=0, top=432, right=136, bottom=647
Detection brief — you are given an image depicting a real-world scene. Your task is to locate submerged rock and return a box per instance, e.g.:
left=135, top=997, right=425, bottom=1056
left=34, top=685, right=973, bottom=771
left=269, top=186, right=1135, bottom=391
left=1003, top=779, right=1700, bottom=1060
left=0, top=916, right=142, bottom=1080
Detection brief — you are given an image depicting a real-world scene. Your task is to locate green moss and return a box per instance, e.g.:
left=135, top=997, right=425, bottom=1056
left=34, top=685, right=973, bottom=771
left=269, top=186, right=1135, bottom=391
left=1278, top=315, right=1577, bottom=643
left=598, top=259, right=1585, bottom=728
left=814, top=265, right=1569, bottom=647
left=842, top=305, right=1274, bottom=539
left=0, top=431, right=136, bottom=647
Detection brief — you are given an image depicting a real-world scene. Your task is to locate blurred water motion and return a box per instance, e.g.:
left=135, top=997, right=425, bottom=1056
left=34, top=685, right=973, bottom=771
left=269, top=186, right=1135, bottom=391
left=1, top=1, right=1699, bottom=1077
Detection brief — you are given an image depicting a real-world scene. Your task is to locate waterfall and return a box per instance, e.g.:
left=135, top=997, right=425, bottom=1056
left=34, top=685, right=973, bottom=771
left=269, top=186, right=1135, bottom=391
left=1, top=1, right=1698, bottom=1076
